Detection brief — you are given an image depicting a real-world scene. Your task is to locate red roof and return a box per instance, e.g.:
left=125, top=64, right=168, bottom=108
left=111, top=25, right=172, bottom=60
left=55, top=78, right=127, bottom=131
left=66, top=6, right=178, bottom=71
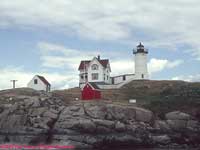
left=37, top=75, right=51, bottom=86
left=78, top=61, right=90, bottom=70
left=78, top=59, right=109, bottom=70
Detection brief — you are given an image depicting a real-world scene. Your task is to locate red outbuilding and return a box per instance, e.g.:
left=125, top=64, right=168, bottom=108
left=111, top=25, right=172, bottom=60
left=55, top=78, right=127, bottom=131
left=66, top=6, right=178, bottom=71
left=81, top=82, right=101, bottom=100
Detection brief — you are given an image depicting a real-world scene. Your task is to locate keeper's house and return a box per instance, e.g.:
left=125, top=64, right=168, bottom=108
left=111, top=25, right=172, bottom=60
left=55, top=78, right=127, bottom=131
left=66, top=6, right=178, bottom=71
left=78, top=55, right=111, bottom=89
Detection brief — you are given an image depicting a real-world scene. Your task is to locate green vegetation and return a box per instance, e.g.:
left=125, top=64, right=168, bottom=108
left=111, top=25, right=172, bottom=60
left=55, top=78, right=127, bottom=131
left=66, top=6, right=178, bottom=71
left=120, top=80, right=200, bottom=120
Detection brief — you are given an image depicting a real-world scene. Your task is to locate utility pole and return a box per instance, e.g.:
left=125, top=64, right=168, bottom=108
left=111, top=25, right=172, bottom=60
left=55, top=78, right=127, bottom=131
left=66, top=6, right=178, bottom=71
left=11, top=80, right=17, bottom=89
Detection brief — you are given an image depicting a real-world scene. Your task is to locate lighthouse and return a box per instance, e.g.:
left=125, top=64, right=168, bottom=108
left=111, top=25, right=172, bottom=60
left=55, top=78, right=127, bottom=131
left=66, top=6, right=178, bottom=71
left=133, top=43, right=149, bottom=80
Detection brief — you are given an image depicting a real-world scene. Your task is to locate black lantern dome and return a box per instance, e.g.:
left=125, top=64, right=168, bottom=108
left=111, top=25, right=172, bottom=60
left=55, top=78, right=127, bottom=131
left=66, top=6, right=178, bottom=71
left=133, top=42, right=148, bottom=54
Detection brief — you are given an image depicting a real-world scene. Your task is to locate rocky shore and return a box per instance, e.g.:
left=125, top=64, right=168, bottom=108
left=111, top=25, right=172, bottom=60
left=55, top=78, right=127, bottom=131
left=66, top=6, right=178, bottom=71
left=0, top=88, right=200, bottom=149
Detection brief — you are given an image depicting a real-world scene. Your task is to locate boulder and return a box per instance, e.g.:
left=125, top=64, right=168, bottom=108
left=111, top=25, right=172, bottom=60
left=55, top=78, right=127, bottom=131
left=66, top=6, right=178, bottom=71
left=152, top=135, right=171, bottom=145
left=135, top=107, right=153, bottom=123
left=106, top=105, right=136, bottom=122
left=166, top=111, right=191, bottom=120
left=84, top=103, right=107, bottom=119
left=106, top=105, right=128, bottom=121
left=167, top=119, right=187, bottom=130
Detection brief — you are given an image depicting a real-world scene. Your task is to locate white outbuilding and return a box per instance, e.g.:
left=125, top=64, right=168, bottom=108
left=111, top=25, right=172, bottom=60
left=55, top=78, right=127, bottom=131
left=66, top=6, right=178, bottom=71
left=27, top=75, right=51, bottom=92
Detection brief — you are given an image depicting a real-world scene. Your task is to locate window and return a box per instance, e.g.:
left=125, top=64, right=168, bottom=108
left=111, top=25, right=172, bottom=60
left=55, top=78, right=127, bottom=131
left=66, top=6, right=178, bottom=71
left=123, top=75, right=126, bottom=81
left=112, top=78, right=114, bottom=84
left=107, top=76, right=109, bottom=80
left=92, top=73, right=99, bottom=80
left=141, top=74, right=144, bottom=79
left=34, top=79, right=38, bottom=84
left=91, top=64, right=99, bottom=70
left=81, top=75, right=84, bottom=79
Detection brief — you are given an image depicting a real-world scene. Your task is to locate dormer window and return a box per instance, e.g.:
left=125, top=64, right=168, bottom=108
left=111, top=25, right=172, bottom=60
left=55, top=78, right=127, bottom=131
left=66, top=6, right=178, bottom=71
left=92, top=64, right=98, bottom=70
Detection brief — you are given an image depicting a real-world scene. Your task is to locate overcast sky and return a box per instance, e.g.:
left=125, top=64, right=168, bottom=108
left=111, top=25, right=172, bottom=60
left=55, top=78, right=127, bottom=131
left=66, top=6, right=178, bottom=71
left=0, top=0, right=200, bottom=90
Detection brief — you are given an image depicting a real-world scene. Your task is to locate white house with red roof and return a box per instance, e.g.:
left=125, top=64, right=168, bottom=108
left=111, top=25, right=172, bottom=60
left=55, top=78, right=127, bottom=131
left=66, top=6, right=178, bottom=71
left=78, top=55, right=111, bottom=88
left=27, top=75, right=51, bottom=92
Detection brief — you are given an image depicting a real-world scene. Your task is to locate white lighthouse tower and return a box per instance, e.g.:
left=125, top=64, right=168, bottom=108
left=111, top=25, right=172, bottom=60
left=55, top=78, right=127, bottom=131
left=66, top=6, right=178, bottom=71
left=133, top=43, right=149, bottom=80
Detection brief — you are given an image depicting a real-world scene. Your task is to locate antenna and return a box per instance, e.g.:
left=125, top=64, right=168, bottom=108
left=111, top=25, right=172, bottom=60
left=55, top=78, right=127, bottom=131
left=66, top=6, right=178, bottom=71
left=11, top=80, right=17, bottom=89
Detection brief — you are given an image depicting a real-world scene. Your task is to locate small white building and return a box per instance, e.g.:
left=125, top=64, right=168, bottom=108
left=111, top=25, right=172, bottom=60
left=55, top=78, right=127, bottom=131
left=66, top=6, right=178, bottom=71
left=78, top=56, right=111, bottom=88
left=27, top=75, right=51, bottom=92
left=111, top=74, right=135, bottom=85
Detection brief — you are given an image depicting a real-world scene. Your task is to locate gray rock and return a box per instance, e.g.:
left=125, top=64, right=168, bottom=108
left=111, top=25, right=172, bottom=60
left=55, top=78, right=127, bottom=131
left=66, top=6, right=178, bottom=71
left=78, top=119, right=96, bottom=132
left=154, top=120, right=171, bottom=131
left=106, top=105, right=127, bottom=121
left=167, top=119, right=187, bottom=130
left=24, top=97, right=40, bottom=108
left=49, top=108, right=59, bottom=114
left=29, top=107, right=47, bottom=117
left=166, top=111, right=191, bottom=120
left=0, top=114, right=26, bottom=129
left=92, top=119, right=115, bottom=128
left=104, top=134, right=143, bottom=145
left=31, top=117, right=50, bottom=129
left=135, top=107, right=153, bottom=123
left=152, top=135, right=171, bottom=145
left=96, top=126, right=111, bottom=133
left=115, top=121, right=126, bottom=132
left=55, top=118, right=80, bottom=129
left=84, top=103, right=107, bottom=119
left=43, top=111, right=58, bottom=119
left=60, top=105, right=85, bottom=118
left=187, top=120, right=199, bottom=129
left=106, top=105, right=137, bottom=122
left=60, top=140, right=93, bottom=149
left=81, top=135, right=99, bottom=145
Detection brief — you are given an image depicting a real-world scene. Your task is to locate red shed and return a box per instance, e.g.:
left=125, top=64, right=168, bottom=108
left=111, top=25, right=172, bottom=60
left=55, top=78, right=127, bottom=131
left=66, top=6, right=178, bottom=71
left=81, top=82, right=101, bottom=100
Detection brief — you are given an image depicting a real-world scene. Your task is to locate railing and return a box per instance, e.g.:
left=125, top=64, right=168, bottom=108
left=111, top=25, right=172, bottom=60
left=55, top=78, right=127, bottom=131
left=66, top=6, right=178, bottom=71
left=133, top=48, right=148, bottom=54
